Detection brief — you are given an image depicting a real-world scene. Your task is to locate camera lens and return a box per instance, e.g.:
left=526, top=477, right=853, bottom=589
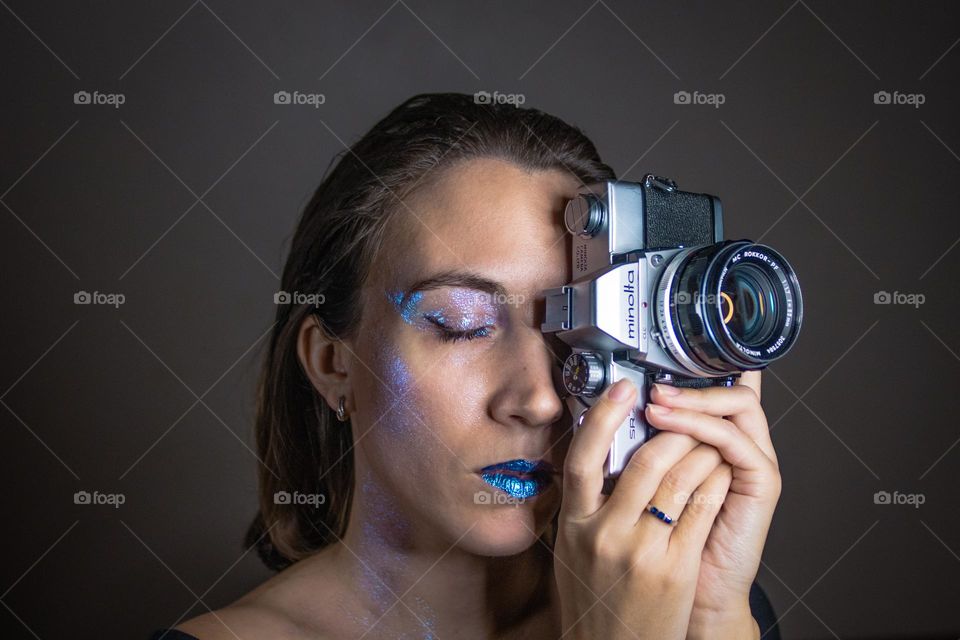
left=721, top=262, right=781, bottom=347
left=655, top=241, right=803, bottom=374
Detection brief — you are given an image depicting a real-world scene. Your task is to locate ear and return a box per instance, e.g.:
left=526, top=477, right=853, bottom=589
left=297, top=313, right=352, bottom=415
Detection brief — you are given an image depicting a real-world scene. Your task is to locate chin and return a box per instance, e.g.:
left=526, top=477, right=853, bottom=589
left=457, top=488, right=560, bottom=556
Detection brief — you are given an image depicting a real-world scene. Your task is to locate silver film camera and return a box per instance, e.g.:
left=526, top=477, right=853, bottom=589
left=541, top=175, right=803, bottom=482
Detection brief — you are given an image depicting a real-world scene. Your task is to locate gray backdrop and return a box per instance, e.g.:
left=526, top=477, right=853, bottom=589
left=2, top=2, right=958, bottom=638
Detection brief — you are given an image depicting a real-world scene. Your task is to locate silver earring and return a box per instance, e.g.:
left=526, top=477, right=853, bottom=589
left=336, top=395, right=348, bottom=422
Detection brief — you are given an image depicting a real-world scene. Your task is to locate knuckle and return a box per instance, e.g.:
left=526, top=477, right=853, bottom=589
left=562, top=462, right=594, bottom=496
left=701, top=443, right=724, bottom=466
left=715, top=461, right=734, bottom=483
left=587, top=525, right=619, bottom=560
left=734, top=384, right=760, bottom=406
left=626, top=545, right=659, bottom=575
left=557, top=519, right=582, bottom=548
left=563, top=458, right=590, bottom=483
left=733, top=384, right=754, bottom=399
left=650, top=562, right=687, bottom=590
left=683, top=494, right=715, bottom=519
left=626, top=449, right=669, bottom=479
left=658, top=469, right=687, bottom=502
left=720, top=418, right=740, bottom=436
left=768, top=468, right=783, bottom=498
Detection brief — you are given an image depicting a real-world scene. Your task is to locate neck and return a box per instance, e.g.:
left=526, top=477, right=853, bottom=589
left=326, top=464, right=558, bottom=639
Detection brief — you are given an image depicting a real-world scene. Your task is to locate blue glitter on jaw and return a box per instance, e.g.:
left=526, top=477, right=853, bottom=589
left=480, top=472, right=547, bottom=499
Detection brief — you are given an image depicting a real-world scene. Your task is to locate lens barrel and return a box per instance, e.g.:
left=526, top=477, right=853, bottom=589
left=657, top=241, right=803, bottom=374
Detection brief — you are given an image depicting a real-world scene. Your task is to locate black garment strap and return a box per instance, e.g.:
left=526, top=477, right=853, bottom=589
left=150, top=630, right=199, bottom=640
left=750, top=580, right=782, bottom=640
left=150, top=582, right=781, bottom=640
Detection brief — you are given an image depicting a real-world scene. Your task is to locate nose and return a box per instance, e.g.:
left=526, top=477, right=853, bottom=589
left=489, top=325, right=565, bottom=429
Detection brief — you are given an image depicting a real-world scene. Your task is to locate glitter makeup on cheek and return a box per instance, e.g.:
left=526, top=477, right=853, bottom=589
left=368, top=314, right=443, bottom=463
left=379, top=338, right=422, bottom=441
left=385, top=339, right=413, bottom=392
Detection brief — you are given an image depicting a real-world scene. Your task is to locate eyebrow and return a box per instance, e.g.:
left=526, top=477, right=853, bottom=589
left=407, top=269, right=509, bottom=298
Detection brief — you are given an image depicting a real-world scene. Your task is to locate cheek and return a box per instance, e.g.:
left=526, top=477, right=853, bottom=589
left=379, top=340, right=428, bottom=436
left=438, top=349, right=489, bottom=419
left=355, top=322, right=495, bottom=487
left=360, top=332, right=450, bottom=474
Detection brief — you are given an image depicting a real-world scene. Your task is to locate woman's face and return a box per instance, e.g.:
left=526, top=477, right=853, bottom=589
left=348, top=157, right=580, bottom=556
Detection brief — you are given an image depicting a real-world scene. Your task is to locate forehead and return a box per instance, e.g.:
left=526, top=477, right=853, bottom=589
left=374, top=157, right=582, bottom=296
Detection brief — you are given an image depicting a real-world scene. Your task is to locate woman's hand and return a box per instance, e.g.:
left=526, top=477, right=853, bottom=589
left=554, top=378, right=733, bottom=640
left=645, top=371, right=780, bottom=639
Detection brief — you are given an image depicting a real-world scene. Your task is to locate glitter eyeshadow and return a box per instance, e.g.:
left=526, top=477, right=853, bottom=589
left=387, top=290, right=425, bottom=324
left=387, top=288, right=498, bottom=331
left=447, top=289, right=498, bottom=329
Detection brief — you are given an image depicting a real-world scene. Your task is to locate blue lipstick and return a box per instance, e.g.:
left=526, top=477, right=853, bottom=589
left=479, top=459, right=554, bottom=500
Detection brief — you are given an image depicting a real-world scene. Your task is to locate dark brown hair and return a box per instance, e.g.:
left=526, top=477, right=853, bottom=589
left=246, top=92, right=616, bottom=571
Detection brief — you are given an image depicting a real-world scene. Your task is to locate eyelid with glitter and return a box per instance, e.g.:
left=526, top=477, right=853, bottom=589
left=422, top=311, right=495, bottom=343
left=387, top=287, right=503, bottom=343
left=420, top=288, right=501, bottom=342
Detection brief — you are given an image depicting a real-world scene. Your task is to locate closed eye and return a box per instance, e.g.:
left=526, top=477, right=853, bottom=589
left=424, top=315, right=494, bottom=343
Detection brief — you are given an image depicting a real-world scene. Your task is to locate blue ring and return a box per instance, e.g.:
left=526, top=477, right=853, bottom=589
left=647, top=504, right=677, bottom=525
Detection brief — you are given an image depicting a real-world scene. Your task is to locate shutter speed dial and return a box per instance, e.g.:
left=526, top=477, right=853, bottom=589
left=562, top=352, right=605, bottom=397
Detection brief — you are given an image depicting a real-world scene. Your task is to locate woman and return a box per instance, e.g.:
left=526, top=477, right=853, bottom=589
left=153, top=92, right=782, bottom=639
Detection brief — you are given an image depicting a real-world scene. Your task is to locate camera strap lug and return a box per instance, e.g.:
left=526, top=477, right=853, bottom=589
left=642, top=173, right=678, bottom=192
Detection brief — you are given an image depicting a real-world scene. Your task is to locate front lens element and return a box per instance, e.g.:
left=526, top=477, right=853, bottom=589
left=659, top=240, right=803, bottom=373
left=721, top=262, right=782, bottom=347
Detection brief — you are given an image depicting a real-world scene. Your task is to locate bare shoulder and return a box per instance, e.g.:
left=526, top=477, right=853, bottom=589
left=174, top=551, right=347, bottom=639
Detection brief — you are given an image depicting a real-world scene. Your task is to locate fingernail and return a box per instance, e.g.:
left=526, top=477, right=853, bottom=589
left=654, top=383, right=680, bottom=396
left=609, top=379, right=634, bottom=402
left=647, top=403, right=672, bottom=415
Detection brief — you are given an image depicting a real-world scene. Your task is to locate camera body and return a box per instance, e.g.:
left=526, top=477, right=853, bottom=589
left=541, top=175, right=802, bottom=482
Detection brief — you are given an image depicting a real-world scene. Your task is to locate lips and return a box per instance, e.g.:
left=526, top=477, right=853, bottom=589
left=478, top=459, right=555, bottom=500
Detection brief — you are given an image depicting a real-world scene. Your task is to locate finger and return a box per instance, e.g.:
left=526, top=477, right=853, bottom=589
left=636, top=443, right=723, bottom=537
left=669, top=462, right=733, bottom=553
left=644, top=405, right=779, bottom=500
left=650, top=382, right=776, bottom=463
left=561, top=378, right=637, bottom=519
left=650, top=382, right=762, bottom=420
left=600, top=431, right=701, bottom=531
left=737, top=370, right=762, bottom=403
left=734, top=372, right=774, bottom=461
